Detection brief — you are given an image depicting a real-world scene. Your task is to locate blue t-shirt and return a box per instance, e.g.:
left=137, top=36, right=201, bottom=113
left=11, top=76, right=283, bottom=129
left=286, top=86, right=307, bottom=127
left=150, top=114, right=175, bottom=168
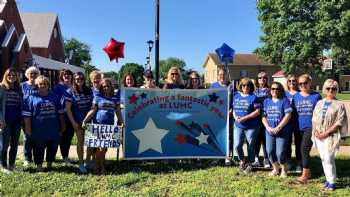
left=22, top=92, right=64, bottom=141
left=321, top=101, right=332, bottom=124
left=92, top=87, right=100, bottom=97
left=93, top=95, right=119, bottom=125
left=53, top=83, right=70, bottom=105
left=263, top=97, right=292, bottom=132
left=21, top=82, right=37, bottom=99
left=293, top=91, right=322, bottom=131
left=232, top=92, right=261, bottom=129
left=5, top=90, right=22, bottom=123
left=210, top=82, right=227, bottom=89
left=65, top=88, right=93, bottom=123
left=255, top=87, right=270, bottom=104
left=285, top=91, right=298, bottom=104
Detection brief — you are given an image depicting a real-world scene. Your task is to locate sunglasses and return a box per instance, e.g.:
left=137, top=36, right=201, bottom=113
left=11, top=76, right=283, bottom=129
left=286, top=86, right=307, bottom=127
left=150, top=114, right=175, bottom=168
left=299, top=82, right=309, bottom=86
left=288, top=79, right=296, bottom=83
left=326, top=87, right=337, bottom=91
left=271, top=88, right=280, bottom=91
left=191, top=77, right=199, bottom=80
left=242, top=84, right=250, bottom=87
left=171, top=73, right=179, bottom=76
left=258, top=77, right=267, bottom=79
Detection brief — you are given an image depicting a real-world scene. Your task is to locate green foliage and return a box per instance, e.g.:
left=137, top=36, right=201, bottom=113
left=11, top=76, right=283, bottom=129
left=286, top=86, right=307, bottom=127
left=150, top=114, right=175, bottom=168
left=81, top=63, right=98, bottom=84
left=118, top=63, right=144, bottom=86
left=64, top=38, right=92, bottom=67
left=103, top=71, right=119, bottom=82
left=159, top=57, right=187, bottom=81
left=0, top=157, right=349, bottom=196
left=256, top=0, right=350, bottom=74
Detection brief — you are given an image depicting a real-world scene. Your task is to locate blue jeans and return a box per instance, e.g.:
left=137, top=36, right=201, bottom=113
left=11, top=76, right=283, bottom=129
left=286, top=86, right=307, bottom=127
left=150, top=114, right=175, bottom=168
left=233, top=124, right=259, bottom=163
left=1, top=122, right=21, bottom=166
left=265, top=130, right=290, bottom=164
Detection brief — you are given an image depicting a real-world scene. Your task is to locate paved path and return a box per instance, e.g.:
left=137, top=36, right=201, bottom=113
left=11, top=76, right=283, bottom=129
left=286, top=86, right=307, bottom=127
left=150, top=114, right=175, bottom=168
left=15, top=145, right=349, bottom=160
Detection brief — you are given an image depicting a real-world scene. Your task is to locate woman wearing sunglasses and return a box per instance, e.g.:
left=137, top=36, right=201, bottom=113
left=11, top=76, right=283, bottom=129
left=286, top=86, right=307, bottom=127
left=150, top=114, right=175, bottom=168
left=312, top=79, right=347, bottom=191
left=232, top=78, right=261, bottom=173
left=163, top=67, right=185, bottom=89
left=293, top=74, right=321, bottom=183
left=285, top=75, right=302, bottom=172
left=65, top=72, right=93, bottom=173
left=254, top=72, right=271, bottom=168
left=262, top=82, right=292, bottom=177
left=186, top=71, right=203, bottom=89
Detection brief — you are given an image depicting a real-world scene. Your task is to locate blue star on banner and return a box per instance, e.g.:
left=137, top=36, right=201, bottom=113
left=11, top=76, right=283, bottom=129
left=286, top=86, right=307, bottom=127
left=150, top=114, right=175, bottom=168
left=140, top=92, right=147, bottom=99
left=208, top=93, right=219, bottom=103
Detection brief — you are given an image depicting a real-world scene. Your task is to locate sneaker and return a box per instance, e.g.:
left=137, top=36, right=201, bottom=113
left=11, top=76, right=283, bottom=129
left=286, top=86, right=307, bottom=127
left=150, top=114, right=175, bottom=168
left=252, top=157, right=261, bottom=167
left=36, top=166, right=44, bottom=173
left=326, top=183, right=335, bottom=191
left=0, top=167, right=11, bottom=174
left=263, top=159, right=271, bottom=168
left=63, top=158, right=73, bottom=166
left=47, top=162, right=53, bottom=171
left=85, top=161, right=95, bottom=169
left=23, top=160, right=30, bottom=167
left=244, top=164, right=253, bottom=173
left=79, top=164, right=88, bottom=174
left=323, top=181, right=329, bottom=188
left=286, top=161, right=293, bottom=171
left=225, top=158, right=232, bottom=166
left=295, top=165, right=302, bottom=173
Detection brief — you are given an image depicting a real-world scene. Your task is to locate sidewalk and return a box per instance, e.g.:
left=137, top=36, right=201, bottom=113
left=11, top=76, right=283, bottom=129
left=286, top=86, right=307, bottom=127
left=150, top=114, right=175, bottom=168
left=15, top=145, right=349, bottom=160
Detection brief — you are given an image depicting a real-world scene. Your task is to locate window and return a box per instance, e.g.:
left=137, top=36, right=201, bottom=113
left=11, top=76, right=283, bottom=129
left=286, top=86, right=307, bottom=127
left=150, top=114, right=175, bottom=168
left=345, top=81, right=350, bottom=91
left=240, top=70, right=248, bottom=77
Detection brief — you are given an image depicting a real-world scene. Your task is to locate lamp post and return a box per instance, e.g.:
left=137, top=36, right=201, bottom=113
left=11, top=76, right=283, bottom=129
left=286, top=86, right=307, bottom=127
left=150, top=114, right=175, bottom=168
left=146, top=40, right=154, bottom=70
left=155, top=0, right=160, bottom=85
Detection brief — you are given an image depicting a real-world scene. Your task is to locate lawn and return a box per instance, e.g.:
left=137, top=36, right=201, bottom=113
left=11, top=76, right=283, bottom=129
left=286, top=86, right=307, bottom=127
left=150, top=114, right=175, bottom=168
left=0, top=156, right=349, bottom=196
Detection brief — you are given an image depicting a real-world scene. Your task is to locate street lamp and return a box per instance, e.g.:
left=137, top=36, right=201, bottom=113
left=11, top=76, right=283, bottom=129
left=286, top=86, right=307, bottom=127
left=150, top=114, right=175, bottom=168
left=146, top=40, right=154, bottom=70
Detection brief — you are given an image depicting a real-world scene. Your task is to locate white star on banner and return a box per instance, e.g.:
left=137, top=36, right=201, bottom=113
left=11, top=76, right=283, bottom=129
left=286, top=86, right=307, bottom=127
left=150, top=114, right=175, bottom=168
left=132, top=118, right=169, bottom=154
left=196, top=132, right=209, bottom=145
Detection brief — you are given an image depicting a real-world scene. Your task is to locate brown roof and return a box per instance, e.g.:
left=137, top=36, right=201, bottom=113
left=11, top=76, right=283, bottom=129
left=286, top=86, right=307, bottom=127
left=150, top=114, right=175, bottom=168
left=272, top=70, right=285, bottom=78
left=205, top=53, right=275, bottom=67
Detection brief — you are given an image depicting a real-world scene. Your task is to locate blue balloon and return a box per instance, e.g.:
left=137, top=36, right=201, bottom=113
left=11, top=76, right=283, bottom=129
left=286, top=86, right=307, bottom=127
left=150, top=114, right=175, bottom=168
left=215, top=43, right=235, bottom=64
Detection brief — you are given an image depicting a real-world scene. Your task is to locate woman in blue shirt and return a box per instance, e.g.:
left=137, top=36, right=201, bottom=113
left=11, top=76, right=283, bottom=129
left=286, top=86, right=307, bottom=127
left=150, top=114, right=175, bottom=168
left=0, top=68, right=23, bottom=173
left=254, top=71, right=271, bottom=168
left=285, top=74, right=302, bottom=172
left=23, top=75, right=65, bottom=172
left=21, top=66, right=40, bottom=166
left=65, top=72, right=93, bottom=173
left=232, top=78, right=261, bottom=173
left=53, top=69, right=74, bottom=165
left=82, top=78, right=123, bottom=174
left=293, top=74, right=322, bottom=183
left=262, top=82, right=292, bottom=177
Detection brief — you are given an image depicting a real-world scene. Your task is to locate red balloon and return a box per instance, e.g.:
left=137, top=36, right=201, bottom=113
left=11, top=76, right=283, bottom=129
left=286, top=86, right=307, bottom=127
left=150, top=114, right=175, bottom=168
left=103, top=38, right=125, bottom=62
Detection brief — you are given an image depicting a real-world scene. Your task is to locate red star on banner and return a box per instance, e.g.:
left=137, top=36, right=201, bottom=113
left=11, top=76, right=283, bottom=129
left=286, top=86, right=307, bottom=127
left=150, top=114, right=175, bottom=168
left=203, top=123, right=209, bottom=128
left=176, top=134, right=187, bottom=144
left=219, top=99, right=224, bottom=105
left=176, top=120, right=182, bottom=125
left=128, top=94, right=138, bottom=104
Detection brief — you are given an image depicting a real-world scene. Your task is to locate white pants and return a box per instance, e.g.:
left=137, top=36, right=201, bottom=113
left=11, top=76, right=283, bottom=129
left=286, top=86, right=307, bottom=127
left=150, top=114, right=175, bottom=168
left=315, top=138, right=336, bottom=184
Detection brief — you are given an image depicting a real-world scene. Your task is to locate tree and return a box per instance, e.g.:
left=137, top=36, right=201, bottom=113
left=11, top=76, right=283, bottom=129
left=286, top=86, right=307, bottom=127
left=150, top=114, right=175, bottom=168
left=256, top=0, right=350, bottom=75
left=64, top=38, right=91, bottom=67
left=103, top=71, right=119, bottom=82
left=81, top=63, right=97, bottom=83
left=159, top=57, right=187, bottom=81
left=118, top=63, right=144, bottom=86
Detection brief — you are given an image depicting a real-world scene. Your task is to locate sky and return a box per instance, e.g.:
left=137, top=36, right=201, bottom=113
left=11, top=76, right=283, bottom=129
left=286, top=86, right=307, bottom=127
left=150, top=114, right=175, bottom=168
left=17, top=0, right=262, bottom=73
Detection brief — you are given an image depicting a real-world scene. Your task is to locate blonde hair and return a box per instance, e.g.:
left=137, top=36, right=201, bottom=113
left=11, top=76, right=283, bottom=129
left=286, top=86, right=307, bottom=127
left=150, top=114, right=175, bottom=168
left=298, top=74, right=312, bottom=83
left=322, top=79, right=339, bottom=94
left=237, top=77, right=255, bottom=93
left=89, top=70, right=101, bottom=81
left=34, top=75, right=50, bottom=88
left=286, top=74, right=298, bottom=91
left=25, top=66, right=40, bottom=79
left=166, top=66, right=184, bottom=85
left=1, top=68, right=20, bottom=91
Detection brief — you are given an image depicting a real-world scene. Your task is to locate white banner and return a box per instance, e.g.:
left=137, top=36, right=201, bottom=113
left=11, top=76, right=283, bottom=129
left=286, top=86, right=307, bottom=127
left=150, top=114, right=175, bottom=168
left=84, top=123, right=122, bottom=148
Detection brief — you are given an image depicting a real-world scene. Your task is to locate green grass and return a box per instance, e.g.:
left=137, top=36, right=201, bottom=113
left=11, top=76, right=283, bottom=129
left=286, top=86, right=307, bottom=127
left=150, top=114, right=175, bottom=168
left=1, top=157, right=349, bottom=196
left=320, top=93, right=350, bottom=100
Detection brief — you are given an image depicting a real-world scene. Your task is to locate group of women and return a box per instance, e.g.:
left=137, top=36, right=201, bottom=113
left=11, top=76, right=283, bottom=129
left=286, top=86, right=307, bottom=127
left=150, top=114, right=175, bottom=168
left=0, top=65, right=347, bottom=191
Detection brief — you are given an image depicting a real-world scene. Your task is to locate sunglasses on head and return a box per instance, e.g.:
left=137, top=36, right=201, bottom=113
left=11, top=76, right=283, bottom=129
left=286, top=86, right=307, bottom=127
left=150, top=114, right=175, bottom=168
left=326, top=87, right=337, bottom=91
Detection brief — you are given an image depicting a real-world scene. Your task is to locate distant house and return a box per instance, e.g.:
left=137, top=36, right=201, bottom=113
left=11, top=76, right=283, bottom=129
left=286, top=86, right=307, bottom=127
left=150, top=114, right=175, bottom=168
left=0, top=0, right=32, bottom=77
left=0, top=0, right=83, bottom=86
left=203, top=53, right=280, bottom=87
